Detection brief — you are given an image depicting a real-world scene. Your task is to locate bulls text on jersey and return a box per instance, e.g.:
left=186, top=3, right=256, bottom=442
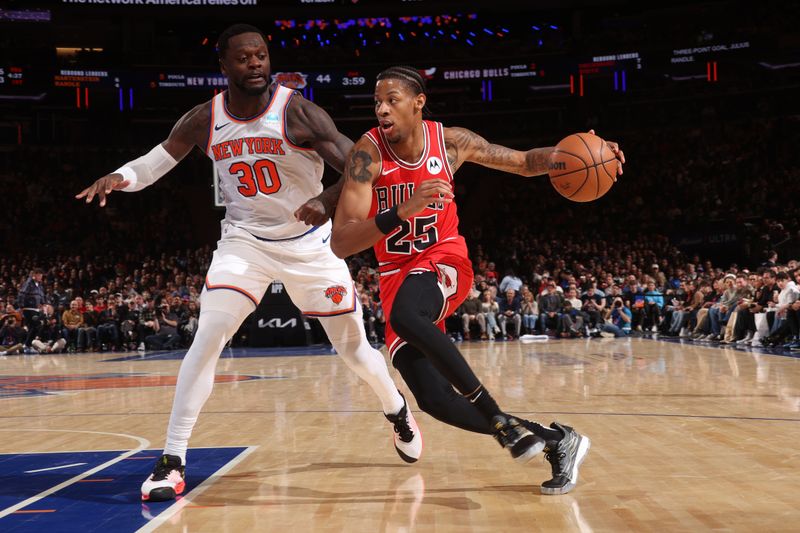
left=374, top=182, right=446, bottom=212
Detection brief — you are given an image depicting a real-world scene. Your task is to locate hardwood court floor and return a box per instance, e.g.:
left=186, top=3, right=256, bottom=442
left=1, top=337, right=799, bottom=532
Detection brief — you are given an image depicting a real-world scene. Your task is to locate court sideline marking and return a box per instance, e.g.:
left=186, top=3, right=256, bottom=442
left=0, top=428, right=150, bottom=519
left=135, top=445, right=258, bottom=533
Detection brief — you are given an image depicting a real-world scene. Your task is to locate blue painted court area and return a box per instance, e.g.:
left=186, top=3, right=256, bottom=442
left=0, top=447, right=247, bottom=532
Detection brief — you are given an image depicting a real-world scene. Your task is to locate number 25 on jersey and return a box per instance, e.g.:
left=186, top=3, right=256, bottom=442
left=230, top=159, right=282, bottom=197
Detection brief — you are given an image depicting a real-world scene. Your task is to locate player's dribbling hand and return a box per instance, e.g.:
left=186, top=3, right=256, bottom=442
left=294, top=198, right=329, bottom=226
left=75, top=174, right=130, bottom=207
left=588, top=129, right=625, bottom=177
left=398, top=178, right=454, bottom=220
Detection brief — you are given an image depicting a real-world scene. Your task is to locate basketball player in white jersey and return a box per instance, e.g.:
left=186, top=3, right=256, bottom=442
left=76, top=24, right=421, bottom=502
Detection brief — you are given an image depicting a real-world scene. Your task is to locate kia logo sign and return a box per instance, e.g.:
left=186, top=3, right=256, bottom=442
left=258, top=318, right=297, bottom=329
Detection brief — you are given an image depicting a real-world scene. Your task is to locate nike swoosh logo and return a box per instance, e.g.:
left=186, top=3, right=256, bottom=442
left=381, top=167, right=400, bottom=176
left=322, top=233, right=331, bottom=243
left=214, top=122, right=231, bottom=131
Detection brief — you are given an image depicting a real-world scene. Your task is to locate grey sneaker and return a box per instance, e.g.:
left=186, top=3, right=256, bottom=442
left=541, top=422, right=591, bottom=495
left=492, top=415, right=545, bottom=464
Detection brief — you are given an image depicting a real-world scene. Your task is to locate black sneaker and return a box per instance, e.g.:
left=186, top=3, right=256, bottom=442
left=541, top=422, right=591, bottom=495
left=492, top=415, right=545, bottom=463
left=385, top=392, right=422, bottom=463
left=141, top=454, right=185, bottom=502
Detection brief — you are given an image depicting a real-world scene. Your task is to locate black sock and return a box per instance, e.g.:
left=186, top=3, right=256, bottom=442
left=390, top=273, right=490, bottom=397
left=465, top=385, right=503, bottom=423
left=394, top=346, right=493, bottom=434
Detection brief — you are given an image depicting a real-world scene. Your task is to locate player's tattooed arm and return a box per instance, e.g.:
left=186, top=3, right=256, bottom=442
left=346, top=149, right=377, bottom=183
left=287, top=93, right=355, bottom=225
left=330, top=138, right=385, bottom=258
left=443, top=126, right=554, bottom=177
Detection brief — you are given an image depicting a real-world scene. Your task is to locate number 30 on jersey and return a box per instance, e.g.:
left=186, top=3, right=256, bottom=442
left=230, top=159, right=282, bottom=197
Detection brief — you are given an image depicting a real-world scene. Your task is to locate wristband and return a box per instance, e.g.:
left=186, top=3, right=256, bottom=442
left=374, top=205, right=403, bottom=234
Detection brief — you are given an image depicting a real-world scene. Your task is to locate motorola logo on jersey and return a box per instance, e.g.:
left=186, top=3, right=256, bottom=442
left=426, top=156, right=443, bottom=175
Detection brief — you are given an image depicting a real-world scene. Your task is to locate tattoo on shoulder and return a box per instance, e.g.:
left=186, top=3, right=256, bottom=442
left=448, top=127, right=486, bottom=151
left=445, top=142, right=459, bottom=172
left=347, top=149, right=374, bottom=183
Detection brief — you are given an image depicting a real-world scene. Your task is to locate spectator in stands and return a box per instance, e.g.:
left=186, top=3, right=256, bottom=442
left=479, top=289, right=500, bottom=340
left=580, top=285, right=605, bottom=332
left=499, top=268, right=523, bottom=294
left=97, top=303, right=121, bottom=351
left=706, top=274, right=743, bottom=341
left=498, top=288, right=522, bottom=340
left=145, top=301, right=180, bottom=350
left=483, top=262, right=499, bottom=286
left=762, top=272, right=800, bottom=346
left=361, top=293, right=379, bottom=343
left=459, top=289, right=486, bottom=341
left=601, top=297, right=632, bottom=337
left=557, top=300, right=583, bottom=338
left=520, top=290, right=538, bottom=335
left=137, top=298, right=158, bottom=351
left=3, top=303, right=23, bottom=329
left=178, top=299, right=200, bottom=345
left=32, top=315, right=67, bottom=354
left=62, top=300, right=83, bottom=351
left=17, top=267, right=46, bottom=350
left=538, top=281, right=563, bottom=335
left=642, top=281, right=664, bottom=332
left=78, top=302, right=99, bottom=351
left=0, top=315, right=26, bottom=355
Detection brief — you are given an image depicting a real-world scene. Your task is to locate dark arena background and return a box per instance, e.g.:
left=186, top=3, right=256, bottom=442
left=1, top=1, right=799, bottom=531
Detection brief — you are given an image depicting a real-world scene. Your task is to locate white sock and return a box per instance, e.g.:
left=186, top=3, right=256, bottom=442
left=321, top=313, right=405, bottom=415
left=163, top=308, right=242, bottom=464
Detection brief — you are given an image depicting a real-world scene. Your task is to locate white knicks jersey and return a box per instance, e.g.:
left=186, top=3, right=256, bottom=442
left=206, top=85, right=324, bottom=240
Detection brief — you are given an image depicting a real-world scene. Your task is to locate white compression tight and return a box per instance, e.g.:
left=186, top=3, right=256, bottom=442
left=163, top=304, right=242, bottom=464
left=319, top=312, right=404, bottom=416
left=163, top=290, right=404, bottom=464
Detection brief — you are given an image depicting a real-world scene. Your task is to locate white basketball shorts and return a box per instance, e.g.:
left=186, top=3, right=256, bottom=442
left=203, top=220, right=356, bottom=317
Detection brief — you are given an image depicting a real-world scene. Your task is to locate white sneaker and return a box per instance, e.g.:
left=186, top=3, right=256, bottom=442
left=679, top=328, right=690, bottom=338
left=385, top=393, right=423, bottom=463
left=141, top=454, right=185, bottom=501
left=137, top=342, right=146, bottom=351
left=737, top=333, right=754, bottom=345
left=651, top=325, right=658, bottom=333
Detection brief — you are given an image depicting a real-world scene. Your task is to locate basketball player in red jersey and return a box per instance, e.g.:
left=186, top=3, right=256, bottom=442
left=76, top=27, right=421, bottom=502
left=332, top=66, right=625, bottom=495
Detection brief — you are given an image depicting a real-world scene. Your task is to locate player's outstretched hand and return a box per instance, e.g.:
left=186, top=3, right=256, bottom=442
left=398, top=178, right=454, bottom=220
left=588, top=129, right=625, bottom=177
left=294, top=198, right=329, bottom=226
left=75, top=174, right=129, bottom=207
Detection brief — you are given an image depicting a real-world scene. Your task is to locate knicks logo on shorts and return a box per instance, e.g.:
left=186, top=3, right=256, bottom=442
left=324, top=285, right=348, bottom=305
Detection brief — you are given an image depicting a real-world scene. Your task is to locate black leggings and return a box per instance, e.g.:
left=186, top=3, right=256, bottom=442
left=389, top=272, right=482, bottom=396
left=390, top=272, right=561, bottom=442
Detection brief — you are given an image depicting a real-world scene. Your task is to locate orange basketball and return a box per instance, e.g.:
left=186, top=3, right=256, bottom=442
left=548, top=132, right=618, bottom=202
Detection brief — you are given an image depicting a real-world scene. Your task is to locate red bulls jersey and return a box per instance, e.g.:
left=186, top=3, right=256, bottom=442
left=364, top=120, right=467, bottom=273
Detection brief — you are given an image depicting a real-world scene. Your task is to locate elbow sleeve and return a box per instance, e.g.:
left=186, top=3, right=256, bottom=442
left=116, top=144, right=178, bottom=192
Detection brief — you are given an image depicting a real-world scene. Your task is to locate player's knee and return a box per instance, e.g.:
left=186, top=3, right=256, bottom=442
left=389, top=305, right=421, bottom=341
